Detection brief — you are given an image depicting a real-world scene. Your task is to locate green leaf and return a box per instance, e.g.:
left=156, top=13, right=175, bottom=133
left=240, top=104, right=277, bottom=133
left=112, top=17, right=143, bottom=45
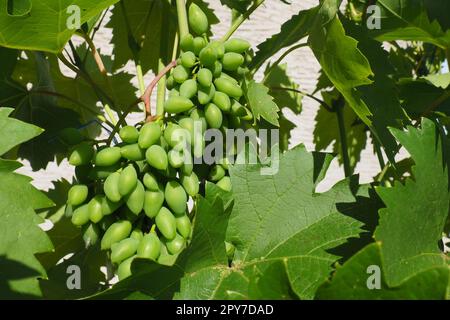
left=107, top=0, right=177, bottom=74
left=316, top=243, right=450, bottom=300
left=374, top=0, right=450, bottom=49
left=421, top=73, right=450, bottom=89
left=0, top=111, right=54, bottom=298
left=0, top=0, right=119, bottom=53
left=374, top=119, right=449, bottom=287
left=0, top=107, right=43, bottom=156
left=246, top=81, right=279, bottom=126
left=251, top=6, right=319, bottom=70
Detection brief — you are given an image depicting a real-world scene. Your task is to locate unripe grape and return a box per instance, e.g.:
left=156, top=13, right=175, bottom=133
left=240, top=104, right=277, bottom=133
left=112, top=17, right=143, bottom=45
left=143, top=189, right=165, bottom=218
left=155, top=207, right=177, bottom=240
left=119, top=164, right=138, bottom=196
left=119, top=126, right=139, bottom=144
left=179, top=79, right=198, bottom=99
left=198, top=84, right=215, bottom=105
left=164, top=96, right=194, bottom=114
left=213, top=91, right=231, bottom=112
left=101, top=220, right=132, bottom=250
left=138, top=122, right=161, bottom=149
left=205, top=103, right=223, bottom=129
left=214, top=77, right=243, bottom=99
left=165, top=181, right=187, bottom=215
left=111, top=238, right=138, bottom=264
left=197, top=68, right=213, bottom=87
left=125, top=180, right=145, bottom=215
left=172, top=65, right=190, bottom=83
left=180, top=33, right=194, bottom=52
left=88, top=195, right=103, bottom=223
left=180, top=51, right=196, bottom=68
left=192, top=37, right=206, bottom=55
left=143, top=172, right=159, bottom=191
left=176, top=215, right=192, bottom=239
left=137, top=233, right=161, bottom=260
left=209, top=41, right=225, bottom=59
left=146, top=145, right=168, bottom=170
left=67, top=184, right=88, bottom=206
left=121, top=143, right=145, bottom=161
left=222, top=52, right=244, bottom=71
left=216, top=176, right=232, bottom=192
left=101, top=197, right=121, bottom=216
left=199, top=46, right=217, bottom=67
left=180, top=172, right=200, bottom=197
left=69, top=142, right=94, bottom=166
left=117, top=255, right=136, bottom=281
left=71, top=204, right=90, bottom=226
left=95, top=147, right=121, bottom=167
left=104, top=172, right=121, bottom=202
left=224, top=38, right=251, bottom=53
left=165, top=234, right=185, bottom=255
left=188, top=3, right=209, bottom=35
left=209, top=164, right=225, bottom=181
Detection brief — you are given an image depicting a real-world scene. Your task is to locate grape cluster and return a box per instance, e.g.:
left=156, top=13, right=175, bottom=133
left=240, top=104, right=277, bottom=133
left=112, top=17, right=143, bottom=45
left=65, top=3, right=253, bottom=281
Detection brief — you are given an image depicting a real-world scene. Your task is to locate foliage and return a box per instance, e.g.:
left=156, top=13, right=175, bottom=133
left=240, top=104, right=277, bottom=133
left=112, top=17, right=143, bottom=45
left=0, top=0, right=449, bottom=300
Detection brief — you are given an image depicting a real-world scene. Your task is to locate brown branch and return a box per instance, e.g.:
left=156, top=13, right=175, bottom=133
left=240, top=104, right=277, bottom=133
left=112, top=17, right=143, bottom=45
left=141, top=60, right=177, bottom=121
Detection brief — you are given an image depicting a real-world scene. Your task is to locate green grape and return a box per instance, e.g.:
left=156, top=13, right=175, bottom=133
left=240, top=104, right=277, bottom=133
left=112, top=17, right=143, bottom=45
left=138, top=122, right=161, bottom=149
left=180, top=51, right=196, bottom=68
left=117, top=255, right=136, bottom=281
left=155, top=207, right=177, bottom=240
left=172, top=65, right=190, bottom=83
left=101, top=197, right=121, bottom=216
left=71, top=204, right=90, bottom=226
left=198, top=84, right=215, bottom=105
left=120, top=143, right=145, bottom=161
left=67, top=184, right=88, bottom=206
left=213, top=91, right=231, bottom=112
left=143, top=189, right=165, bottom=218
left=59, top=128, right=84, bottom=145
left=220, top=72, right=239, bottom=84
left=143, top=172, right=159, bottom=191
left=179, top=79, right=198, bottom=99
left=111, top=238, right=138, bottom=264
left=166, top=75, right=175, bottom=90
left=214, top=77, right=243, bottom=99
left=176, top=215, right=192, bottom=239
left=88, top=195, right=103, bottom=223
left=95, top=147, right=121, bottom=167
left=216, top=176, right=232, bottom=192
left=205, top=103, right=223, bottom=129
left=199, top=46, right=217, bottom=67
left=211, top=60, right=222, bottom=78
left=180, top=172, right=199, bottom=197
left=130, top=229, right=144, bottom=242
left=197, top=68, right=213, bottom=87
left=125, top=180, right=145, bottom=215
left=209, top=164, right=225, bottom=181
left=119, top=164, right=138, bottom=196
left=137, top=232, right=161, bottom=260
left=179, top=117, right=195, bottom=144
left=188, top=3, right=209, bottom=35
left=119, top=126, right=139, bottom=144
left=164, top=96, right=194, bottom=113
left=82, top=223, right=100, bottom=247
left=104, top=172, right=121, bottom=202
left=180, top=33, right=194, bottom=52
left=190, top=109, right=207, bottom=132
left=192, top=37, right=207, bottom=55
left=146, top=145, right=168, bottom=170
left=237, top=66, right=249, bottom=76
left=165, top=181, right=187, bottom=215
left=168, top=149, right=185, bottom=168
left=165, top=234, right=185, bottom=255
left=101, top=220, right=132, bottom=250
left=69, top=142, right=94, bottom=166
left=222, top=52, right=244, bottom=71
left=209, top=41, right=225, bottom=59
left=224, top=38, right=251, bottom=53
left=157, top=242, right=178, bottom=266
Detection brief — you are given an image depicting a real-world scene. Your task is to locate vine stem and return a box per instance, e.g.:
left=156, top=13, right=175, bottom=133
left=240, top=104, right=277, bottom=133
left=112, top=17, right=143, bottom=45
left=262, top=43, right=308, bottom=82
left=176, top=0, right=189, bottom=39
left=221, top=0, right=265, bottom=42
left=142, top=60, right=177, bottom=121
left=335, top=97, right=351, bottom=177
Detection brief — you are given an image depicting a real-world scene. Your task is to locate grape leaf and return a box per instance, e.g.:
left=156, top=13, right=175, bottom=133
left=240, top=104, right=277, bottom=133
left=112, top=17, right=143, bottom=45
left=0, top=47, right=22, bottom=105
left=309, top=16, right=373, bottom=127
left=9, top=52, right=80, bottom=170
left=0, top=0, right=119, bottom=53
left=374, top=119, right=449, bottom=287
left=0, top=109, right=54, bottom=298
left=373, top=0, right=450, bottom=49
left=0, top=107, right=43, bottom=155
left=251, top=6, right=319, bottom=71
left=421, top=73, right=450, bottom=89
left=245, top=81, right=280, bottom=126
left=316, top=243, right=450, bottom=300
